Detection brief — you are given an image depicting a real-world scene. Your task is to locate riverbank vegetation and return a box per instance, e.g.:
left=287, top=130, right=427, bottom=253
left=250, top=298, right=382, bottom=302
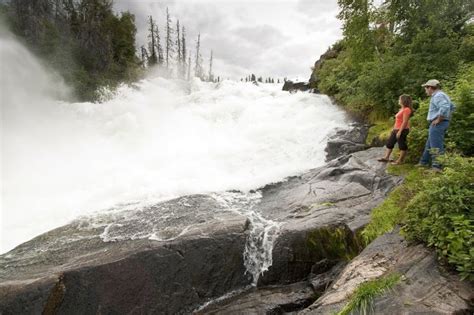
left=1, top=0, right=141, bottom=101
left=311, top=0, right=474, bottom=292
left=0, top=0, right=218, bottom=101
left=361, top=155, right=473, bottom=281
left=311, top=0, right=473, bottom=122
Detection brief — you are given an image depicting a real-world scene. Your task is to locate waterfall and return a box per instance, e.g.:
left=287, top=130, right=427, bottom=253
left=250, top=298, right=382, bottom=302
left=212, top=192, right=281, bottom=285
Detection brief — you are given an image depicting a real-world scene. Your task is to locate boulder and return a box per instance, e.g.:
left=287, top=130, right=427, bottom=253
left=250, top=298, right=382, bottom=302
left=325, top=123, right=370, bottom=161
left=282, top=80, right=311, bottom=92
left=301, top=231, right=474, bottom=315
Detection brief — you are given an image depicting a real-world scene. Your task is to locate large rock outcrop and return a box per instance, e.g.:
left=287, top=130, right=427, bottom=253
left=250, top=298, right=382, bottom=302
left=301, top=231, right=474, bottom=314
left=282, top=80, right=312, bottom=93
left=309, top=44, right=342, bottom=88
left=325, top=123, right=370, bottom=161
left=0, top=199, right=251, bottom=314
left=309, top=43, right=343, bottom=88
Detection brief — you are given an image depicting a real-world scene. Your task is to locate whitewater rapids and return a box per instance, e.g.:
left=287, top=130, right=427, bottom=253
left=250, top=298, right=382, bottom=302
left=1, top=34, right=348, bottom=254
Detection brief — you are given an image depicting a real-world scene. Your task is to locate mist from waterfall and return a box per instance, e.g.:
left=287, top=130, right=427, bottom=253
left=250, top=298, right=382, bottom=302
left=1, top=33, right=348, bottom=253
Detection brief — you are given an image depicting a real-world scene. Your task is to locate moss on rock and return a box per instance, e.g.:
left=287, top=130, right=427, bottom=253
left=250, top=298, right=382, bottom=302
left=307, top=225, right=364, bottom=261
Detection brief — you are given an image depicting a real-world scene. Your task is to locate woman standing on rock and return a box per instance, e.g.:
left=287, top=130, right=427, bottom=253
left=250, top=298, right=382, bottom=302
left=378, top=94, right=413, bottom=165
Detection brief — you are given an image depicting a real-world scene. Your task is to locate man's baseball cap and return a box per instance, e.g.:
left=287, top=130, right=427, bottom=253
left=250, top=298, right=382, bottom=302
left=421, top=79, right=440, bottom=87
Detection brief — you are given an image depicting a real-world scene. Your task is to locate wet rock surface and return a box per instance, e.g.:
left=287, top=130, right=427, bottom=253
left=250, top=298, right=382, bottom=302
left=0, top=144, right=400, bottom=314
left=195, top=147, right=398, bottom=313
left=325, top=123, right=370, bottom=161
left=255, top=148, right=399, bottom=286
left=198, top=262, right=347, bottom=314
left=196, top=281, right=316, bottom=315
left=0, top=197, right=252, bottom=315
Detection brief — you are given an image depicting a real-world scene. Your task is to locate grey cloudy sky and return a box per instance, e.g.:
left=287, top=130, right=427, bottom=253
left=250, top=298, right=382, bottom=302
left=113, top=0, right=342, bottom=81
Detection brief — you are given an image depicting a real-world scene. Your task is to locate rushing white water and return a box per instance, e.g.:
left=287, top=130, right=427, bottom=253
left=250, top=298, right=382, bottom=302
left=1, top=34, right=348, bottom=254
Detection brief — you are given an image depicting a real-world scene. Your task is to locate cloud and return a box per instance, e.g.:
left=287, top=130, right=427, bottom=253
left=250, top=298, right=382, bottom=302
left=112, top=0, right=342, bottom=80
left=296, top=0, right=339, bottom=17
left=233, top=24, right=289, bottom=48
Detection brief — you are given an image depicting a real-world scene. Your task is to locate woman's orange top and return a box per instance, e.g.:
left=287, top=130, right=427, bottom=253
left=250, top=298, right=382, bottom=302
left=394, top=107, right=411, bottom=130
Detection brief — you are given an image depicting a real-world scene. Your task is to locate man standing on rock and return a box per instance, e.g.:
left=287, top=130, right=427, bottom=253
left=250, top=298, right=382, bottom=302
left=418, top=79, right=455, bottom=170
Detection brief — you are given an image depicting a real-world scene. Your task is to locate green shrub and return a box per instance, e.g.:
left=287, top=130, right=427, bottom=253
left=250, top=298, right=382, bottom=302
left=402, top=155, right=474, bottom=280
left=362, top=166, right=430, bottom=245
left=404, top=64, right=474, bottom=163
left=446, top=64, right=474, bottom=156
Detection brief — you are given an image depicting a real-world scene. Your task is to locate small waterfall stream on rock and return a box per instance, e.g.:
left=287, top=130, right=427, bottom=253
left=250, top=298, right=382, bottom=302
left=212, top=192, right=281, bottom=285
left=192, top=192, right=282, bottom=312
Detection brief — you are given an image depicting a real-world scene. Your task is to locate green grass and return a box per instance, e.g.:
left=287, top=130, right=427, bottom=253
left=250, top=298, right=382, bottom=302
left=336, top=273, right=402, bottom=315
left=361, top=165, right=433, bottom=245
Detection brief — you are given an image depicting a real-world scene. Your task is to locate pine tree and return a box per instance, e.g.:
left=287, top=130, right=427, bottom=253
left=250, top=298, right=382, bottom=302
left=337, top=0, right=374, bottom=64
left=194, top=33, right=203, bottom=79
left=140, top=45, right=149, bottom=67
left=187, top=53, right=191, bottom=80
left=156, top=24, right=164, bottom=65
left=147, top=15, right=158, bottom=66
left=165, top=7, right=173, bottom=69
left=181, top=26, right=187, bottom=78
left=176, top=20, right=181, bottom=71
left=208, top=50, right=213, bottom=82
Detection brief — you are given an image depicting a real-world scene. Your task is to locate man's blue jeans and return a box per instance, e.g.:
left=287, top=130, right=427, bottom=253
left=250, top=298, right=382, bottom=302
left=419, top=120, right=449, bottom=169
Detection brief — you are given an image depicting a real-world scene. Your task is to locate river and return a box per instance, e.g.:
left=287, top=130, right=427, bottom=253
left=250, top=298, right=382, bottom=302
left=1, top=34, right=348, bottom=254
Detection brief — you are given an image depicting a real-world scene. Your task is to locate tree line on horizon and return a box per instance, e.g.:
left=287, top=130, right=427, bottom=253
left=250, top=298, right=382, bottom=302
left=240, top=74, right=282, bottom=84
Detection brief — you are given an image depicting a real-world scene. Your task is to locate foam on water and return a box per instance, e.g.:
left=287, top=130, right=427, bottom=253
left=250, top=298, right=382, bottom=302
left=1, top=34, right=348, bottom=254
